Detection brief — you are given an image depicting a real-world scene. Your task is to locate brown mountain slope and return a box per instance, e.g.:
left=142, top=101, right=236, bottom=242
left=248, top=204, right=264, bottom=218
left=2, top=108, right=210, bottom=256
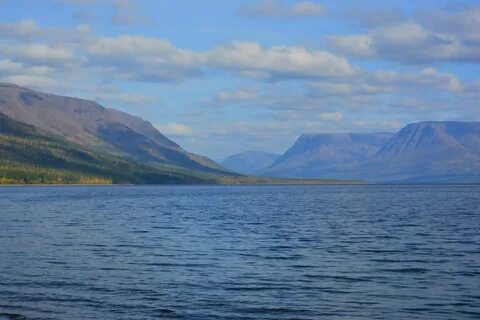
left=0, top=83, right=224, bottom=173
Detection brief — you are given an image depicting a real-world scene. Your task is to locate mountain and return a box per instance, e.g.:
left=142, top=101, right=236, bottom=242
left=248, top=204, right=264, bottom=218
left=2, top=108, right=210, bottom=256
left=365, top=121, right=480, bottom=182
left=0, top=112, right=354, bottom=185
left=0, top=113, right=222, bottom=184
left=263, top=133, right=393, bottom=178
left=221, top=151, right=280, bottom=174
left=263, top=122, right=480, bottom=183
left=0, top=83, right=223, bottom=174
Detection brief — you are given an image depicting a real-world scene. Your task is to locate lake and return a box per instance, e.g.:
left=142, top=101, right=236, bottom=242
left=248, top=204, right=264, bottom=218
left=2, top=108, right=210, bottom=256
left=0, top=185, right=479, bottom=319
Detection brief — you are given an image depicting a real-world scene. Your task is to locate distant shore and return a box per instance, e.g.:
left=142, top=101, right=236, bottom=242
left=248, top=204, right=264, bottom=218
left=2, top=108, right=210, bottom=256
left=0, top=179, right=367, bottom=187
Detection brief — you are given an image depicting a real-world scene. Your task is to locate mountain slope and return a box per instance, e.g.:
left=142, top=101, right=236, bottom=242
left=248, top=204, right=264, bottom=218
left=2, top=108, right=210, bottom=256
left=0, top=112, right=219, bottom=184
left=263, top=133, right=393, bottom=177
left=0, top=83, right=224, bottom=173
left=222, top=151, right=280, bottom=174
left=263, top=122, right=480, bottom=183
left=365, top=121, right=480, bottom=182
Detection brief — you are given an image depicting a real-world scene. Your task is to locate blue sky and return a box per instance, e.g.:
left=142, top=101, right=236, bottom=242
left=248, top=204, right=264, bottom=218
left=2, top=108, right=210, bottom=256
left=0, top=0, right=479, bottom=159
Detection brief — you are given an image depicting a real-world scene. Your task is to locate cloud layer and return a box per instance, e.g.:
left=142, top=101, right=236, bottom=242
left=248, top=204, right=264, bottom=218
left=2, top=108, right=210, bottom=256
left=328, top=7, right=480, bottom=64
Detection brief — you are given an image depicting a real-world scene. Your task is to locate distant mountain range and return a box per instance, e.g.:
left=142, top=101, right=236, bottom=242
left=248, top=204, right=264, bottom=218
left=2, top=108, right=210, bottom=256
left=364, top=121, right=480, bottom=182
left=256, top=122, right=480, bottom=183
left=0, top=84, right=348, bottom=185
left=221, top=151, right=280, bottom=174
left=263, top=133, right=393, bottom=178
left=2, top=83, right=479, bottom=184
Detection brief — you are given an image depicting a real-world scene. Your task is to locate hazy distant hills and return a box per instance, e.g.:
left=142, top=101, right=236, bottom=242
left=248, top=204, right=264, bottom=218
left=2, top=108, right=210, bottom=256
left=263, top=133, right=393, bottom=178
left=0, top=84, right=350, bottom=185
left=221, top=151, right=280, bottom=174
left=2, top=84, right=479, bottom=184
left=259, top=122, right=480, bottom=183
left=365, top=122, right=480, bottom=182
left=0, top=83, right=223, bottom=174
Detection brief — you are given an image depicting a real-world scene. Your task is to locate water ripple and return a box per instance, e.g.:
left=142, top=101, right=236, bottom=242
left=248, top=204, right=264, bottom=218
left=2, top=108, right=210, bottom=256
left=1, top=185, right=479, bottom=319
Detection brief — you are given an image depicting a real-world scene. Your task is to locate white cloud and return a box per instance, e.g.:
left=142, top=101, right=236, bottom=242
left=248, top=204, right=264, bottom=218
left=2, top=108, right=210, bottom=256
left=0, top=44, right=76, bottom=66
left=208, top=88, right=259, bottom=107
left=317, top=112, right=343, bottom=122
left=95, top=92, right=159, bottom=107
left=371, top=68, right=463, bottom=93
left=353, top=120, right=403, bottom=131
left=0, top=20, right=42, bottom=39
left=155, top=123, right=194, bottom=137
left=207, top=41, right=355, bottom=80
left=238, top=0, right=326, bottom=18
left=309, top=82, right=389, bottom=96
left=0, top=59, right=54, bottom=77
left=327, top=6, right=480, bottom=64
left=0, top=75, right=59, bottom=89
left=86, top=35, right=202, bottom=82
left=0, top=20, right=92, bottom=43
left=0, top=59, right=24, bottom=73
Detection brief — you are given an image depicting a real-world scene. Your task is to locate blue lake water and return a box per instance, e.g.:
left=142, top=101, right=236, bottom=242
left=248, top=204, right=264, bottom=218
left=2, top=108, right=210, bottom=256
left=0, top=185, right=479, bottom=319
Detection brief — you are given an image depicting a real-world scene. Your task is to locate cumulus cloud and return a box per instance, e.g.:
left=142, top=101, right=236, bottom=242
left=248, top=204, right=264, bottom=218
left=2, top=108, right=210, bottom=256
left=0, top=20, right=42, bottom=39
left=0, top=75, right=59, bottom=89
left=85, top=35, right=202, bottom=82
left=238, top=0, right=326, bottom=18
left=0, top=59, right=54, bottom=77
left=155, top=123, right=195, bottom=137
left=0, top=20, right=92, bottom=43
left=207, top=88, right=259, bottom=107
left=0, top=20, right=357, bottom=84
left=207, top=41, right=355, bottom=80
left=61, top=34, right=358, bottom=83
left=353, top=120, right=403, bottom=131
left=372, top=68, right=463, bottom=93
left=308, top=82, right=389, bottom=96
left=317, top=112, right=343, bottom=122
left=327, top=6, right=480, bottom=64
left=304, top=67, right=464, bottom=116
left=0, top=44, right=76, bottom=66
left=95, top=92, right=159, bottom=107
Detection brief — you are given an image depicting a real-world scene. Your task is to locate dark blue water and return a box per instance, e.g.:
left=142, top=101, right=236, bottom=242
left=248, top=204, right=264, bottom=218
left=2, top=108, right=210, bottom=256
left=0, top=185, right=479, bottom=320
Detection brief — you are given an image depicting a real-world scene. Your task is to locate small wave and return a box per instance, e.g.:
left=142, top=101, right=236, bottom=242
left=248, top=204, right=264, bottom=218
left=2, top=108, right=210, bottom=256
left=0, top=314, right=27, bottom=320
left=381, top=267, right=429, bottom=274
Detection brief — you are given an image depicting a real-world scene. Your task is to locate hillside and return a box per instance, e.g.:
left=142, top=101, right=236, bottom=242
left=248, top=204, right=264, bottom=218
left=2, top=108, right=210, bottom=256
left=0, top=113, right=220, bottom=184
left=0, top=83, right=224, bottom=174
left=365, top=121, right=480, bottom=182
left=263, top=133, right=393, bottom=178
left=262, top=123, right=480, bottom=183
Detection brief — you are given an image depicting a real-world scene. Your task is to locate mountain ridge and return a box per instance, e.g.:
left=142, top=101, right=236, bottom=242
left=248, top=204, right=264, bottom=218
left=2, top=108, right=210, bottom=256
left=0, top=83, right=224, bottom=174
left=263, top=122, right=480, bottom=183
left=264, top=132, right=394, bottom=178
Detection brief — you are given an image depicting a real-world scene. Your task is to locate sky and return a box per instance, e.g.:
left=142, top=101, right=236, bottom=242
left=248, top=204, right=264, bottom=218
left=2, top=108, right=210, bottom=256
left=0, top=0, right=479, bottom=159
